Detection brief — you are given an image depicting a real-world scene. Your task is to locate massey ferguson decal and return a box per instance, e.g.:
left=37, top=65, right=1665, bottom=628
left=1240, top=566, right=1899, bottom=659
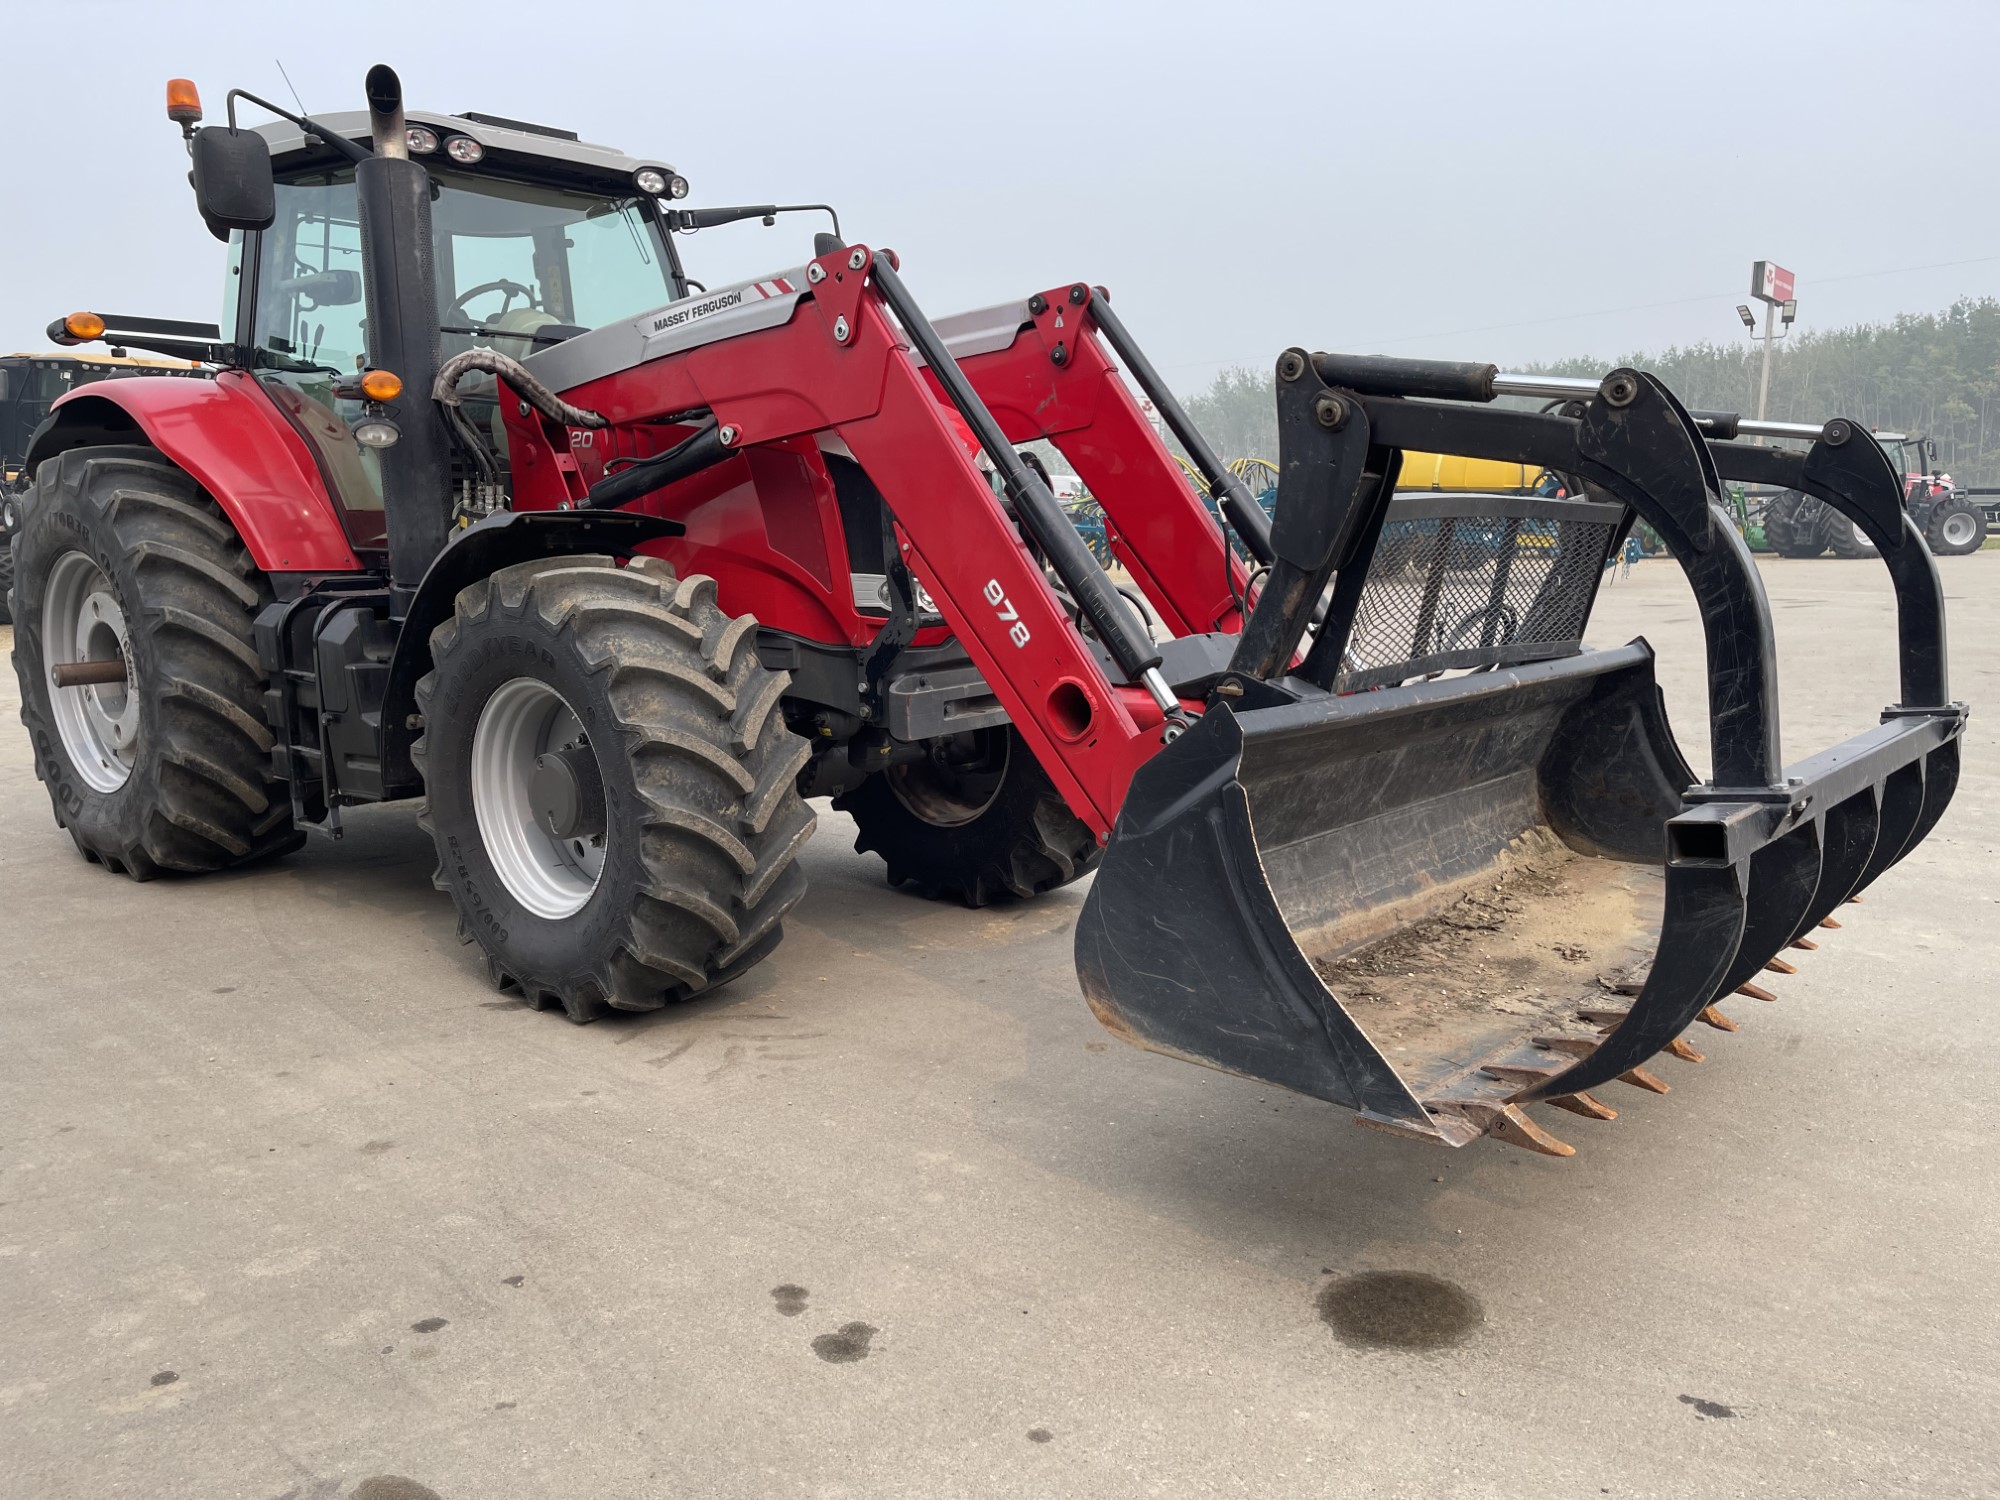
left=647, top=278, right=796, bottom=335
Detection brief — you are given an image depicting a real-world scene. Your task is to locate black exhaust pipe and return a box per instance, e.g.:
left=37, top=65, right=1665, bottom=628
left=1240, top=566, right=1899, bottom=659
left=355, top=64, right=450, bottom=615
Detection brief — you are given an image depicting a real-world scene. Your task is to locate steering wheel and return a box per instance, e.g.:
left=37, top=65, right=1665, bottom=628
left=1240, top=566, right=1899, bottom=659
left=448, top=278, right=538, bottom=326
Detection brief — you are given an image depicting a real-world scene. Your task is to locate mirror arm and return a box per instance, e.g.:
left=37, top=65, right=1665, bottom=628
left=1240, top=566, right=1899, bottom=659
left=225, top=88, right=371, bottom=163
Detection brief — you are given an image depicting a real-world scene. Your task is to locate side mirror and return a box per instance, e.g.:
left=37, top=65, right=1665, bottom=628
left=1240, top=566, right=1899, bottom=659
left=274, top=269, right=362, bottom=308
left=190, top=126, right=275, bottom=241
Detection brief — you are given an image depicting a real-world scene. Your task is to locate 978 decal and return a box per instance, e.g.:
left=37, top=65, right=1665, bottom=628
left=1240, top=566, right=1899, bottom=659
left=984, top=579, right=1030, bottom=647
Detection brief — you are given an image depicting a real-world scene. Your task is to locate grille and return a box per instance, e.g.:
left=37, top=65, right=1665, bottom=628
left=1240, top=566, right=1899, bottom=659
left=1331, top=494, right=1623, bottom=691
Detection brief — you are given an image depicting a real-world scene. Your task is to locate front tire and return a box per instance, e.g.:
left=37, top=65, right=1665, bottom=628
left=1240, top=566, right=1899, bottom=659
left=10, top=445, right=298, bottom=877
left=413, top=555, right=815, bottom=1022
left=835, top=725, right=1098, bottom=907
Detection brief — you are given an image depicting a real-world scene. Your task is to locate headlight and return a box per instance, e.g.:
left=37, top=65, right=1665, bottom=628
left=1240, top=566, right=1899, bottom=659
left=444, top=135, right=485, bottom=165
left=407, top=125, right=440, bottom=154
left=633, top=167, right=668, bottom=197
left=353, top=417, right=402, bottom=450
left=666, top=174, right=690, bottom=200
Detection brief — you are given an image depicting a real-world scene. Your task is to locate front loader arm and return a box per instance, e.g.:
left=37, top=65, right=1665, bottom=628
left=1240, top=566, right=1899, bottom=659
left=536, top=244, right=1185, bottom=835
left=948, top=286, right=1250, bottom=637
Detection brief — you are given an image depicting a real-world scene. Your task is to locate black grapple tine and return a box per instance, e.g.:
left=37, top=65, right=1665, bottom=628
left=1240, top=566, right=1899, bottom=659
left=1895, top=739, right=1962, bottom=869
left=1787, top=788, right=1883, bottom=942
left=1854, top=760, right=1927, bottom=894
left=1517, top=857, right=1747, bottom=1102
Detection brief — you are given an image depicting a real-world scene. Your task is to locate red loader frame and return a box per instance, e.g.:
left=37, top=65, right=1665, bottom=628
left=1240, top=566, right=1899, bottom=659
left=498, top=245, right=1251, bottom=838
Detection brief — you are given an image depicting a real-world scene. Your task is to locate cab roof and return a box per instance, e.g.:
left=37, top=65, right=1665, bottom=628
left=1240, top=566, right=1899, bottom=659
left=252, top=110, right=676, bottom=195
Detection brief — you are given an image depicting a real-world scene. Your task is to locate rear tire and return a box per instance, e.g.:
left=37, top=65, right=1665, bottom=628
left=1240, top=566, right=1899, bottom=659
left=0, top=526, right=15, bottom=626
left=413, top=555, right=815, bottom=1022
left=1762, top=492, right=1826, bottom=558
left=1823, top=510, right=1878, bottom=559
left=1927, top=499, right=1986, bottom=556
left=835, top=724, right=1098, bottom=907
left=9, top=446, right=298, bottom=877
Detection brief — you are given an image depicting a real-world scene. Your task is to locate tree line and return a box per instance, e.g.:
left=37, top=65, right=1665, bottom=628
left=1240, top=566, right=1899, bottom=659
left=1179, top=296, right=2000, bottom=485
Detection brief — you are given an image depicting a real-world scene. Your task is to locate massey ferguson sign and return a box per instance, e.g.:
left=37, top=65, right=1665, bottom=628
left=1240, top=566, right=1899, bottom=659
left=1751, top=260, right=1796, bottom=304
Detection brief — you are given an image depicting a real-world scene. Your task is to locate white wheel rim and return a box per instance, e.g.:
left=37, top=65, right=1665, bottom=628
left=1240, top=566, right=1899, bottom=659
left=1852, top=521, right=1874, bottom=550
left=1943, top=512, right=1979, bottom=548
left=471, top=677, right=606, bottom=918
left=43, top=551, right=136, bottom=792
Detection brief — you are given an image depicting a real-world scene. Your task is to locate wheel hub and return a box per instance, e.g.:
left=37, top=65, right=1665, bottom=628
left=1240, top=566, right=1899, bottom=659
left=470, top=677, right=607, bottom=918
left=530, top=746, right=606, bottom=841
left=1942, top=511, right=1979, bottom=548
left=42, top=551, right=137, bottom=792
left=886, top=728, right=1010, bottom=828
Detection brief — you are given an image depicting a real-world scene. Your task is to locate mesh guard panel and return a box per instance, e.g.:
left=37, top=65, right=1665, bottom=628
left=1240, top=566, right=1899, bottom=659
left=1332, top=493, right=1625, bottom=692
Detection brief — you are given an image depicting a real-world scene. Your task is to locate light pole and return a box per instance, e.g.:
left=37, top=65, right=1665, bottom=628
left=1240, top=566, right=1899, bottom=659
left=1743, top=262, right=1798, bottom=432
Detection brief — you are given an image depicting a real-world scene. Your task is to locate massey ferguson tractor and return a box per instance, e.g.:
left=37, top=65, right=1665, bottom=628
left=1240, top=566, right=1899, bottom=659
left=6, top=68, right=1965, bottom=1156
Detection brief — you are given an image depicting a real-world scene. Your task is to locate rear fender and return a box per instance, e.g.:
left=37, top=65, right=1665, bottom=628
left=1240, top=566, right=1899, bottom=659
left=25, top=371, right=361, bottom=573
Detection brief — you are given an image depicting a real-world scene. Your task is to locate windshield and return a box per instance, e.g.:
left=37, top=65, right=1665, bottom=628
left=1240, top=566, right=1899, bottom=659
left=433, top=174, right=674, bottom=353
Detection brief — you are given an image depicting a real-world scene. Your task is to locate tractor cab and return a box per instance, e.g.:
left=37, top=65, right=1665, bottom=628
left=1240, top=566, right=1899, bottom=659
left=235, top=110, right=691, bottom=548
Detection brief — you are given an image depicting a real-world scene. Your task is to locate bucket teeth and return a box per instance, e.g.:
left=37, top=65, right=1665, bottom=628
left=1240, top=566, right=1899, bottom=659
left=1547, top=1091, right=1617, bottom=1121
left=1820, top=917, right=1843, bottom=930
left=1617, top=1066, right=1671, bottom=1094
left=1597, top=976, right=1646, bottom=997
left=1663, top=1036, right=1706, bottom=1064
left=1457, top=1101, right=1576, bottom=1158
left=1697, top=1005, right=1739, bottom=1032
left=1577, top=1007, right=1630, bottom=1028
left=1764, top=957, right=1799, bottom=975
left=1736, top=981, right=1778, bottom=1002
left=1788, top=937, right=1818, bottom=952
left=1847, top=894, right=1863, bottom=904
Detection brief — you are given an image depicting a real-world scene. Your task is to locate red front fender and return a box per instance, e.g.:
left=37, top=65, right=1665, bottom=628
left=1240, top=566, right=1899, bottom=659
left=32, top=370, right=362, bottom=573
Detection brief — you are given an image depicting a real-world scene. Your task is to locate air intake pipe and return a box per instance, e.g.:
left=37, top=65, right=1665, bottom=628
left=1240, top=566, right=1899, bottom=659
left=355, top=64, right=451, bottom=615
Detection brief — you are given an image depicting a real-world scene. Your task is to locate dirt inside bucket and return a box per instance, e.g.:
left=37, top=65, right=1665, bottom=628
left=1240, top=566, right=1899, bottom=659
left=1306, top=832, right=1663, bottom=1098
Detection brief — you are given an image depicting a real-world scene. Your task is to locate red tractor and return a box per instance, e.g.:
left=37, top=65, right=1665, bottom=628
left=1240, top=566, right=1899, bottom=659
left=7, top=68, right=1964, bottom=1156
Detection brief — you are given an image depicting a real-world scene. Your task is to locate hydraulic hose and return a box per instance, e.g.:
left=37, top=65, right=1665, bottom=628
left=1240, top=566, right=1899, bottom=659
left=432, top=348, right=609, bottom=429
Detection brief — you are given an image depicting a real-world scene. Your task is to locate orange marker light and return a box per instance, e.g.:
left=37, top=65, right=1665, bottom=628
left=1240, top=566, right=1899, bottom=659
left=166, top=78, right=203, bottom=126
left=63, top=312, right=107, bottom=342
left=358, top=369, right=403, bottom=402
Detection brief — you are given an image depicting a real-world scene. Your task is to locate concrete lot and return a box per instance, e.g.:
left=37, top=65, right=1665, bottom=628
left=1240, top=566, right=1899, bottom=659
left=1, top=555, right=1995, bottom=1500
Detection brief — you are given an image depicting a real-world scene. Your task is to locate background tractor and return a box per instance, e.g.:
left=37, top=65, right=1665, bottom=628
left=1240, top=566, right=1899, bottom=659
left=0, top=349, right=201, bottom=622
left=1761, top=430, right=1987, bottom=557
left=4, top=66, right=1963, bottom=1156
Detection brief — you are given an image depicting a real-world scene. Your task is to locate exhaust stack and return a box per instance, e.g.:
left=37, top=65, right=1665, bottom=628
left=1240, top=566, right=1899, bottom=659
left=365, top=64, right=409, bottom=160
left=353, top=63, right=450, bottom=617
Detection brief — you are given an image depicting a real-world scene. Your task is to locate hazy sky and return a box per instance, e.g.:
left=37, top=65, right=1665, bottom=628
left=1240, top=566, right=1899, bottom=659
left=6, top=0, right=1996, bottom=391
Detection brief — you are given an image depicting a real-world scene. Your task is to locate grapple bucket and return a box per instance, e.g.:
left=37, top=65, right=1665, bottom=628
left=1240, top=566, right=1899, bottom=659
left=1076, top=357, right=1966, bottom=1152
